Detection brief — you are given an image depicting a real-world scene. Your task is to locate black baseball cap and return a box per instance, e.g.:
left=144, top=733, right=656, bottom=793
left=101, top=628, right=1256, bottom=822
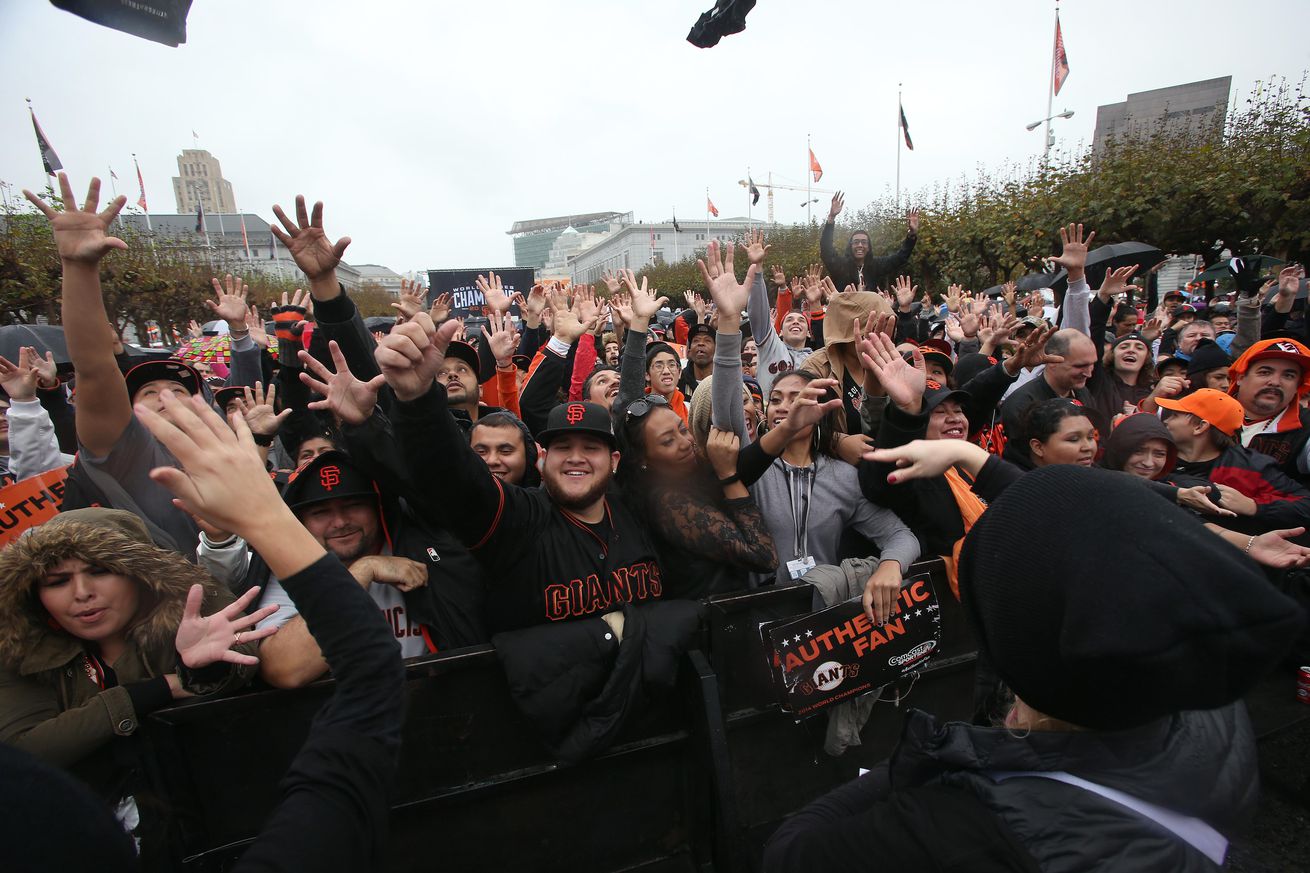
left=281, top=450, right=379, bottom=512
left=125, top=360, right=202, bottom=402
left=537, top=401, right=616, bottom=449
left=923, top=379, right=969, bottom=413
left=443, top=340, right=480, bottom=374
left=687, top=323, right=716, bottom=342
left=1163, top=289, right=1187, bottom=301
left=212, top=385, right=246, bottom=412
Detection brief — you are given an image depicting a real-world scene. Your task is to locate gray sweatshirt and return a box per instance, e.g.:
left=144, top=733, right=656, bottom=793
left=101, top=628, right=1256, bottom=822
left=749, top=454, right=920, bottom=586
left=748, top=272, right=813, bottom=396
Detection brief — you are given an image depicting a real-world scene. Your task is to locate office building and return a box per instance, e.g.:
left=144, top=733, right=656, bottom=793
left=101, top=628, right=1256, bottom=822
left=1092, top=77, right=1231, bottom=155
left=507, top=212, right=628, bottom=270
left=172, top=149, right=236, bottom=214
left=569, top=217, right=761, bottom=285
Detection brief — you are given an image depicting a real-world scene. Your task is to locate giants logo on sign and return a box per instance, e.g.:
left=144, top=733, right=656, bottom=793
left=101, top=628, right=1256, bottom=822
left=319, top=466, right=342, bottom=491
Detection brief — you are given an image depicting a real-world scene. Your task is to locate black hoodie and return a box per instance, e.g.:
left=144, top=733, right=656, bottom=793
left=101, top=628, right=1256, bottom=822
left=820, top=221, right=916, bottom=292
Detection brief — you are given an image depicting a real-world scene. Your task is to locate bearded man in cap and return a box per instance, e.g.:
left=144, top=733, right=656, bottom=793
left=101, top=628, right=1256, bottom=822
left=1227, top=337, right=1310, bottom=486
left=199, top=449, right=488, bottom=688
left=374, top=313, right=664, bottom=633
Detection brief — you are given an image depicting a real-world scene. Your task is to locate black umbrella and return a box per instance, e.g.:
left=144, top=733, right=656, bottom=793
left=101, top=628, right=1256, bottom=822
left=984, top=272, right=1061, bottom=297
left=364, top=316, right=396, bottom=333
left=1197, top=255, right=1285, bottom=283
left=1081, top=241, right=1165, bottom=288
left=0, top=324, right=70, bottom=365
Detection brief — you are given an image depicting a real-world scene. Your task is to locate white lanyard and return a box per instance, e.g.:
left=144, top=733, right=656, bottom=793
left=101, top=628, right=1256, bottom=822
left=782, top=460, right=814, bottom=559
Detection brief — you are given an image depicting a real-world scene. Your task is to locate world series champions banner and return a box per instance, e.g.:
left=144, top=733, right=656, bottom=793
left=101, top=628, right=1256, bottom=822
left=763, top=571, right=942, bottom=716
left=428, top=268, right=536, bottom=320
left=0, top=467, right=70, bottom=549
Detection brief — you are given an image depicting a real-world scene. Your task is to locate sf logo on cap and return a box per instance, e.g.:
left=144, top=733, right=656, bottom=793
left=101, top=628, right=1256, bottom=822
left=319, top=466, right=342, bottom=491
left=566, top=403, right=586, bottom=425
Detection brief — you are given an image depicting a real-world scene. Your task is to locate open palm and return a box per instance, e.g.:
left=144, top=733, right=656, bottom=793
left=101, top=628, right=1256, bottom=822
left=300, top=342, right=385, bottom=426
left=24, top=173, right=127, bottom=264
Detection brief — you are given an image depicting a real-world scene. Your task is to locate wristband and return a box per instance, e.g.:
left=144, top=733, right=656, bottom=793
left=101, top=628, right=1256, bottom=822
left=252, top=432, right=276, bottom=447
left=1244, top=535, right=1256, bottom=554
left=718, top=473, right=741, bottom=486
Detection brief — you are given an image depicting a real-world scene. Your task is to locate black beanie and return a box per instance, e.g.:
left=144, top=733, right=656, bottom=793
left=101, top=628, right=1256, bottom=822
left=1186, top=338, right=1231, bottom=379
left=958, top=465, right=1304, bottom=731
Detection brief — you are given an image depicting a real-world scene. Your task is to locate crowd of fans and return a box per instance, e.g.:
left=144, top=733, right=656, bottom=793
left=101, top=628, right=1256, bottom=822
left=0, top=175, right=1305, bottom=870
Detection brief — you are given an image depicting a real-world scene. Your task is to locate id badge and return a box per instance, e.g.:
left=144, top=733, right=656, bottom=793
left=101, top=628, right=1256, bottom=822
left=787, top=556, right=817, bottom=580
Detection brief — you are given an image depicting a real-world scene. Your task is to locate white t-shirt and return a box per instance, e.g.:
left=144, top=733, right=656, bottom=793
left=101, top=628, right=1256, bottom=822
left=256, top=561, right=430, bottom=659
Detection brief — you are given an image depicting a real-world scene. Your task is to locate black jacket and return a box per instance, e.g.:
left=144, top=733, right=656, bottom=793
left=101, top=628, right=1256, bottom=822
left=999, top=375, right=1106, bottom=468
left=1173, top=443, right=1310, bottom=541
left=859, top=402, right=1020, bottom=558
left=492, top=598, right=701, bottom=765
left=820, top=221, right=915, bottom=293
left=1244, top=405, right=1310, bottom=489
left=390, top=385, right=664, bottom=633
left=764, top=703, right=1257, bottom=873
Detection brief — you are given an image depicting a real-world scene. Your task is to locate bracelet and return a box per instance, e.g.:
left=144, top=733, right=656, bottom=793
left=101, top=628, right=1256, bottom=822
left=228, top=328, right=251, bottom=339
left=718, top=473, right=741, bottom=486
left=1244, top=534, right=1256, bottom=554
left=252, top=432, right=276, bottom=447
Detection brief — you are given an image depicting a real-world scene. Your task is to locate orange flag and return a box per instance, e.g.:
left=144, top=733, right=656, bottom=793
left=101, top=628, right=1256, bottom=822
left=707, top=197, right=719, bottom=218
left=809, top=148, right=823, bottom=183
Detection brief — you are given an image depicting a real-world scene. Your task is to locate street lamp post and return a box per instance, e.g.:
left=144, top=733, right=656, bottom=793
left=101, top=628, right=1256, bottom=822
left=1027, top=109, right=1075, bottom=157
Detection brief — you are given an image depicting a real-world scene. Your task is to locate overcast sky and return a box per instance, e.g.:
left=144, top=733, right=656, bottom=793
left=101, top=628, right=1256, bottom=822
left=2, top=1, right=1306, bottom=274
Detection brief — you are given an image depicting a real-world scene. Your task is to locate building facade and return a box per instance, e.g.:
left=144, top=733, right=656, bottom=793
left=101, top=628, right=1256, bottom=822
left=568, top=218, right=761, bottom=285
left=354, top=264, right=405, bottom=295
left=117, top=212, right=361, bottom=290
left=507, top=211, right=628, bottom=271
left=172, top=149, right=237, bottom=214
left=1092, top=77, right=1231, bottom=155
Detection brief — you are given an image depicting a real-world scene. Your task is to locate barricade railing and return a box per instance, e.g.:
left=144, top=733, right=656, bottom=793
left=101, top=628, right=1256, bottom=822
left=135, top=558, right=977, bottom=872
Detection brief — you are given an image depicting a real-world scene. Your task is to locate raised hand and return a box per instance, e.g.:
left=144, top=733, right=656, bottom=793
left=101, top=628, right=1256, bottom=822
left=683, top=290, right=707, bottom=322
left=476, top=271, right=512, bottom=315
left=392, top=277, right=427, bottom=321
left=1278, top=264, right=1305, bottom=298
left=521, top=283, right=548, bottom=327
left=270, top=195, right=351, bottom=285
left=891, top=274, right=918, bottom=310
left=573, top=285, right=600, bottom=327
left=907, top=209, right=920, bottom=235
left=771, top=264, right=787, bottom=288
left=600, top=270, right=623, bottom=296
left=187, top=319, right=205, bottom=340
left=780, top=377, right=844, bottom=434
left=944, top=314, right=966, bottom=344
left=484, top=309, right=520, bottom=366
left=1051, top=222, right=1096, bottom=282
left=696, top=240, right=754, bottom=330
left=1003, top=324, right=1063, bottom=376
left=979, top=311, right=1018, bottom=353
left=860, top=327, right=926, bottom=412
left=620, top=269, right=668, bottom=327
left=245, top=305, right=270, bottom=349
left=944, top=284, right=964, bottom=313
left=22, top=173, right=127, bottom=264
left=742, top=228, right=770, bottom=266
left=828, top=190, right=844, bottom=221
left=429, top=292, right=452, bottom=324
left=207, top=274, right=250, bottom=328
left=0, top=352, right=38, bottom=401
left=240, top=382, right=292, bottom=436
left=299, top=341, right=386, bottom=426
left=375, top=314, right=461, bottom=403
left=1098, top=264, right=1139, bottom=301
left=1002, top=281, right=1017, bottom=311
left=175, top=583, right=279, bottom=669
left=1140, top=317, right=1163, bottom=343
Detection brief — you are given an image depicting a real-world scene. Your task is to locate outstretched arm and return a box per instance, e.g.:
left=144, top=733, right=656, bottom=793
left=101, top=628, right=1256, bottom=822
left=24, top=174, right=131, bottom=456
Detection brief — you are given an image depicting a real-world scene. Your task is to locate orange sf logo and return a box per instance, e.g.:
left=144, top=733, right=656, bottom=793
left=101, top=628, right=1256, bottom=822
left=319, top=466, right=342, bottom=491
left=566, top=404, right=586, bottom=425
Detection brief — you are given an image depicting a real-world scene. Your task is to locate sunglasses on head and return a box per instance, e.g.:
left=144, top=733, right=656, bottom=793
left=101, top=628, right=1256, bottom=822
left=625, top=395, right=670, bottom=419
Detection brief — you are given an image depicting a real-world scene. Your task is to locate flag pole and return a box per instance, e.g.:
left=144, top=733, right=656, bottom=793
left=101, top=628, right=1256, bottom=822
left=1044, top=3, right=1058, bottom=160
left=672, top=208, right=679, bottom=263
left=705, top=187, right=710, bottom=242
left=896, top=84, right=902, bottom=211
left=806, top=134, right=812, bottom=224
left=747, top=165, right=752, bottom=228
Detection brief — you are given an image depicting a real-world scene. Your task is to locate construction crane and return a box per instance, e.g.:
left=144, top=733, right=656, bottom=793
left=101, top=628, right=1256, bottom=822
left=738, top=172, right=835, bottom=223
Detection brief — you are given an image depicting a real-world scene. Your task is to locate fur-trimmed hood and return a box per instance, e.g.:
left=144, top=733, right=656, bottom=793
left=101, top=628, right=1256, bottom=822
left=0, top=514, right=220, bottom=672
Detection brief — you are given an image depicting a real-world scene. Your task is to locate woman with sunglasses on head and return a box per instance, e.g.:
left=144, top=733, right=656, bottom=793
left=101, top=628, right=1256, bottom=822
left=612, top=249, right=778, bottom=599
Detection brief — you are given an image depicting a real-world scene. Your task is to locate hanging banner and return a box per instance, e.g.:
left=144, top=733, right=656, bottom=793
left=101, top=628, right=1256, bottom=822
left=428, top=268, right=535, bottom=320
left=763, top=571, right=941, bottom=716
left=0, top=467, right=71, bottom=548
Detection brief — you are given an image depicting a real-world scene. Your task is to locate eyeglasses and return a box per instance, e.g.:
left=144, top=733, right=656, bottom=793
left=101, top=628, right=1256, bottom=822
left=625, top=395, right=670, bottom=419
left=649, top=361, right=680, bottom=373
